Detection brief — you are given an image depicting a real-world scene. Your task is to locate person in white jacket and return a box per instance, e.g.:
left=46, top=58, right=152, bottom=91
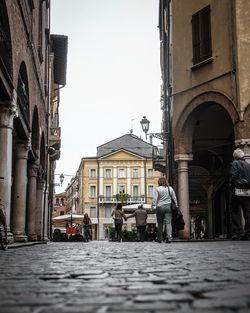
left=152, top=176, right=178, bottom=243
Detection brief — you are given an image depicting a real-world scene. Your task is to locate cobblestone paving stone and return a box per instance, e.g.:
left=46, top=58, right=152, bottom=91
left=0, top=241, right=250, bottom=313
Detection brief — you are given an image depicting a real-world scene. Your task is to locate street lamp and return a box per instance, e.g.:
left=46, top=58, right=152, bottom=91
left=140, top=115, right=169, bottom=179
left=140, top=116, right=166, bottom=143
left=140, top=116, right=150, bottom=138
left=59, top=173, right=64, bottom=184
left=54, top=173, right=64, bottom=186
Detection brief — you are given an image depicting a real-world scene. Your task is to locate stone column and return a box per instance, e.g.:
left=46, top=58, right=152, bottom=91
left=11, top=141, right=30, bottom=242
left=26, top=162, right=38, bottom=241
left=0, top=92, right=17, bottom=237
left=43, top=183, right=49, bottom=240
left=175, top=154, right=193, bottom=239
left=36, top=178, right=45, bottom=240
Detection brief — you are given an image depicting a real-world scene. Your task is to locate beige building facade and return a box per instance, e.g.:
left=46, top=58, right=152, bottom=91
left=77, top=134, right=161, bottom=240
left=159, top=0, right=250, bottom=239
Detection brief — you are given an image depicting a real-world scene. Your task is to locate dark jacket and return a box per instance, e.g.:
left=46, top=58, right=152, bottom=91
left=230, top=158, right=250, bottom=188
left=127, top=208, right=147, bottom=226
left=111, top=209, right=127, bottom=220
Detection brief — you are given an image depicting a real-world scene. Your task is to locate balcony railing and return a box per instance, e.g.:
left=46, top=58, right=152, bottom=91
left=98, top=195, right=145, bottom=205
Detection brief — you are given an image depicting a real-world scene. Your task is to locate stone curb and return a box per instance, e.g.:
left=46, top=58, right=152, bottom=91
left=5, top=239, right=233, bottom=250
left=7, top=241, right=48, bottom=249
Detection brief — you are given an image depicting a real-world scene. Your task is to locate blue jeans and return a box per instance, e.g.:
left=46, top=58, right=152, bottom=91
left=156, top=204, right=172, bottom=241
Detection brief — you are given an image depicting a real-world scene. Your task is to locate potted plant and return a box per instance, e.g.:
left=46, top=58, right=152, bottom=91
left=115, top=193, right=129, bottom=202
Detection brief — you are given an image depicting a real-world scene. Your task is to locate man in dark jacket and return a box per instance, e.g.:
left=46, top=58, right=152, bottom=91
left=127, top=205, right=147, bottom=242
left=230, top=148, right=250, bottom=240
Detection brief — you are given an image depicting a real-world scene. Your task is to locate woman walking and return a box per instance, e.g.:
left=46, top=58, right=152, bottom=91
left=111, top=203, right=127, bottom=242
left=152, top=176, right=178, bottom=243
left=83, top=213, right=92, bottom=242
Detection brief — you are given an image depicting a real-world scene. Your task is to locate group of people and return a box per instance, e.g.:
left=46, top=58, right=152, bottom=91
left=111, top=203, right=148, bottom=242
left=111, top=147, right=250, bottom=243
left=111, top=176, right=178, bottom=243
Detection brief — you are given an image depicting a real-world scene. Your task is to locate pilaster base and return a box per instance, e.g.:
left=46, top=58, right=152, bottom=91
left=13, top=232, right=28, bottom=242
left=37, top=235, right=47, bottom=241
left=28, top=234, right=37, bottom=241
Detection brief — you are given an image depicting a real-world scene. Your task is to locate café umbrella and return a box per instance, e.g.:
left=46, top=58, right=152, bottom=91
left=52, top=213, right=85, bottom=226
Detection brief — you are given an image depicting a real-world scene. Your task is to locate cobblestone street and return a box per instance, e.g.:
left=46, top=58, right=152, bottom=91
left=0, top=241, right=250, bottom=313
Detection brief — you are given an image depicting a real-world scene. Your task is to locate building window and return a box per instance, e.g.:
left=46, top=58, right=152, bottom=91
left=148, top=185, right=154, bottom=197
left=38, top=0, right=44, bottom=63
left=118, top=185, right=126, bottom=194
left=105, top=168, right=112, bottom=178
left=105, top=207, right=112, bottom=218
left=55, top=198, right=60, bottom=205
left=132, top=185, right=139, bottom=198
left=118, top=168, right=125, bottom=178
left=132, top=168, right=139, bottom=178
left=105, top=185, right=112, bottom=198
left=192, top=5, right=212, bottom=65
left=90, top=169, right=97, bottom=178
left=90, top=206, right=96, bottom=218
left=89, top=185, right=96, bottom=197
left=60, top=211, right=65, bottom=216
left=147, top=169, right=153, bottom=178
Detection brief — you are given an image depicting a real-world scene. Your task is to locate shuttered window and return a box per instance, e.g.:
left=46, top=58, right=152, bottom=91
left=192, top=6, right=212, bottom=65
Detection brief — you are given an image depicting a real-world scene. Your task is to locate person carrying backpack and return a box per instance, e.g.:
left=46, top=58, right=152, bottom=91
left=230, top=148, right=250, bottom=240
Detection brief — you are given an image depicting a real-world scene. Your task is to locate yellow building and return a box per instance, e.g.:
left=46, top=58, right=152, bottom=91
left=77, top=134, right=162, bottom=239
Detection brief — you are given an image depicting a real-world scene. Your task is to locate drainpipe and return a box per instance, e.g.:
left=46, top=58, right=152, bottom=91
left=42, top=0, right=51, bottom=241
left=97, top=159, right=100, bottom=240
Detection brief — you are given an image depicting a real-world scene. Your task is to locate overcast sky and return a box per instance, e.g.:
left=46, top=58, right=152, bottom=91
left=50, top=0, right=162, bottom=191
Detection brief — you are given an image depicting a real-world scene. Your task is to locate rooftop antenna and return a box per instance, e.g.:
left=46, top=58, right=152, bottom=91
left=130, top=118, right=135, bottom=134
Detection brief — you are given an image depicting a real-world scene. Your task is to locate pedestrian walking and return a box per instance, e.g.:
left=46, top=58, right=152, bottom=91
left=0, top=198, right=8, bottom=250
left=111, top=203, right=127, bottom=242
left=127, top=204, right=148, bottom=242
left=0, top=199, right=7, bottom=238
left=194, top=215, right=202, bottom=239
left=151, top=176, right=178, bottom=243
left=83, top=213, right=92, bottom=242
left=229, top=148, right=250, bottom=240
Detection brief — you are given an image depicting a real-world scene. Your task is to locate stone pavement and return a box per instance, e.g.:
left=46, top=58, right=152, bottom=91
left=0, top=241, right=250, bottom=313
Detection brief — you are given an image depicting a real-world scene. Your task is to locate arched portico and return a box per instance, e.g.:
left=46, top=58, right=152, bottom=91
left=174, top=92, right=239, bottom=239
